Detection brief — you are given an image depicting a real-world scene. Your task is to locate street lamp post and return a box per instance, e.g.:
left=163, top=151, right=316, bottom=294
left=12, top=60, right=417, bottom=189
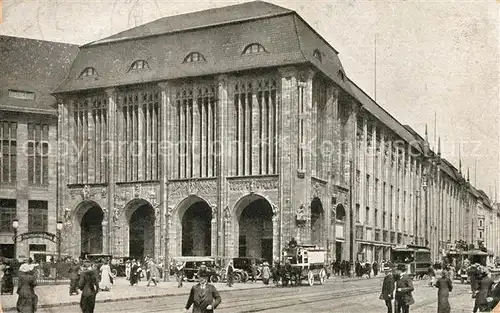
left=56, top=220, right=63, bottom=283
left=12, top=218, right=19, bottom=259
left=56, top=221, right=63, bottom=261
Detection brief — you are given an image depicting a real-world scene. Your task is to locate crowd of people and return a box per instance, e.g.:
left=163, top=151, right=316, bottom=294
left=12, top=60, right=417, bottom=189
left=380, top=262, right=500, bottom=313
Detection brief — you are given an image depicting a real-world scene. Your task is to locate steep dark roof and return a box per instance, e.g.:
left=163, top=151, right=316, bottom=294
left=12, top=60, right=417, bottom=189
left=55, top=2, right=351, bottom=96
left=0, top=36, right=79, bottom=114
left=87, top=1, right=292, bottom=46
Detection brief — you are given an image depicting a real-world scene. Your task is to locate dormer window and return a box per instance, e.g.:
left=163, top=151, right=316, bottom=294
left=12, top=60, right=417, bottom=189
left=338, top=70, right=345, bottom=81
left=313, top=49, right=322, bottom=62
left=183, top=52, right=206, bottom=63
left=80, top=67, right=98, bottom=78
left=242, top=43, right=266, bottom=55
left=130, top=60, right=149, bottom=70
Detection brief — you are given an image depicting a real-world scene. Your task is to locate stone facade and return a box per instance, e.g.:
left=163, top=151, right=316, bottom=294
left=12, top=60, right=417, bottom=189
left=52, top=2, right=496, bottom=265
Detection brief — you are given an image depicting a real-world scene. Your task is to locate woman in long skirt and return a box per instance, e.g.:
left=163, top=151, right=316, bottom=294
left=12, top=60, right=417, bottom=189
left=434, top=270, right=453, bottom=313
left=99, top=260, right=112, bottom=291
left=16, top=264, right=38, bottom=313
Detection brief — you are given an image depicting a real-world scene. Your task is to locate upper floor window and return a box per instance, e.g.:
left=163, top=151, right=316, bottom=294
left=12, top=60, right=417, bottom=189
left=28, top=200, right=48, bottom=232
left=183, top=52, right=206, bottom=63
left=80, top=67, right=98, bottom=78
left=338, top=70, right=345, bottom=81
left=27, top=123, right=49, bottom=185
left=8, top=89, right=35, bottom=100
left=0, top=121, right=17, bottom=184
left=313, top=49, right=322, bottom=62
left=242, top=43, right=266, bottom=55
left=0, top=199, right=16, bottom=233
left=130, top=60, right=149, bottom=71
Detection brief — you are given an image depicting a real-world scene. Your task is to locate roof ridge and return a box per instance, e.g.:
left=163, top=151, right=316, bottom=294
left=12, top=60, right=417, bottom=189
left=84, top=1, right=293, bottom=47
left=0, top=35, right=78, bottom=46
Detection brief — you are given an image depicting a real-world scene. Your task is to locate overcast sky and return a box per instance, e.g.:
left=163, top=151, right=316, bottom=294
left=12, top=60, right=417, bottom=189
left=1, top=0, right=499, bottom=199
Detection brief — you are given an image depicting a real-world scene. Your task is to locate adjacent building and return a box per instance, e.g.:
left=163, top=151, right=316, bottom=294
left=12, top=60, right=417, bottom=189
left=0, top=36, right=79, bottom=259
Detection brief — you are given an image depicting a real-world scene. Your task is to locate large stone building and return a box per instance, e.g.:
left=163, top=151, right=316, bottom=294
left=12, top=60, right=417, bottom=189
left=52, top=1, right=496, bottom=265
left=0, top=36, right=79, bottom=259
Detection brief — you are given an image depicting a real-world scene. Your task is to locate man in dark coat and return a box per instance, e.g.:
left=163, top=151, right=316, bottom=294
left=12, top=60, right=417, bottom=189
left=79, top=261, right=99, bottom=313
left=373, top=261, right=379, bottom=277
left=486, top=278, right=500, bottom=311
left=473, top=270, right=494, bottom=313
left=379, top=267, right=395, bottom=313
left=69, top=259, right=80, bottom=296
left=184, top=272, right=221, bottom=313
left=130, top=260, right=139, bottom=286
left=395, top=265, right=414, bottom=313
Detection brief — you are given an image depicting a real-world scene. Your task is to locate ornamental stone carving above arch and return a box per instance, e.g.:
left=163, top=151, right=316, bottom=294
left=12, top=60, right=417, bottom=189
left=134, top=184, right=142, bottom=198
left=82, top=185, right=91, bottom=200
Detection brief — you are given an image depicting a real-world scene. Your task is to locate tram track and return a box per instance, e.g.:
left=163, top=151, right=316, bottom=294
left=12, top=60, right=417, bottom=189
left=104, top=285, right=379, bottom=313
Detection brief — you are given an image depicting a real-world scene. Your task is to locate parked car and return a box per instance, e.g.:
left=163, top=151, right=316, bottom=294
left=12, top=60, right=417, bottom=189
left=232, top=257, right=267, bottom=279
left=171, top=256, right=217, bottom=281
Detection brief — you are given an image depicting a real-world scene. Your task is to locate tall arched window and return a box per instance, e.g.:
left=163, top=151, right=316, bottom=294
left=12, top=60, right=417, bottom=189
left=183, top=52, right=206, bottom=63
left=80, top=67, right=98, bottom=78
left=130, top=60, right=149, bottom=70
left=242, top=43, right=266, bottom=55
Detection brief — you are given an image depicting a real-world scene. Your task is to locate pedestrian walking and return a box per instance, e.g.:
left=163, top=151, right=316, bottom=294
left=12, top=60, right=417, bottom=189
left=473, top=267, right=494, bottom=313
left=379, top=266, right=395, bottom=313
left=125, top=260, right=131, bottom=280
left=250, top=261, right=258, bottom=282
left=197, top=262, right=209, bottom=279
left=434, top=269, right=453, bottom=313
left=261, top=262, right=271, bottom=285
left=176, top=261, right=185, bottom=288
left=99, top=259, right=112, bottom=291
left=79, top=261, right=99, bottom=313
left=226, top=261, right=234, bottom=287
left=184, top=271, right=221, bottom=313
left=16, top=263, right=38, bottom=313
left=373, top=261, right=379, bottom=277
left=130, top=260, right=140, bottom=286
left=69, top=259, right=80, bottom=296
left=147, top=259, right=159, bottom=287
left=395, top=265, right=414, bottom=313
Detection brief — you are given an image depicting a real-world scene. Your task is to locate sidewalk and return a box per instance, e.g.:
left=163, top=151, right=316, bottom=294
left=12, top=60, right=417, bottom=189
left=0, top=274, right=384, bottom=311
left=0, top=277, right=268, bottom=312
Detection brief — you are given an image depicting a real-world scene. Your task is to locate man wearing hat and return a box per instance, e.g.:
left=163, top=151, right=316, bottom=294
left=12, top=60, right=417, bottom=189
left=175, top=261, right=185, bottom=288
left=184, top=271, right=221, bottom=313
left=379, top=266, right=395, bottom=313
left=79, top=260, right=99, bottom=313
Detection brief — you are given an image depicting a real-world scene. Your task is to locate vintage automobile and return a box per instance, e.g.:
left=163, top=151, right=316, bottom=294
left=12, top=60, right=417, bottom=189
left=170, top=256, right=217, bottom=281
left=282, top=244, right=328, bottom=286
left=232, top=257, right=267, bottom=280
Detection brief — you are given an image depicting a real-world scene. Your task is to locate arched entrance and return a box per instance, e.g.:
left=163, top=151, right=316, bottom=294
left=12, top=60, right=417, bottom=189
left=310, top=197, right=324, bottom=246
left=77, top=201, right=104, bottom=256
left=178, top=198, right=212, bottom=256
left=125, top=199, right=155, bottom=259
left=235, top=194, right=273, bottom=263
